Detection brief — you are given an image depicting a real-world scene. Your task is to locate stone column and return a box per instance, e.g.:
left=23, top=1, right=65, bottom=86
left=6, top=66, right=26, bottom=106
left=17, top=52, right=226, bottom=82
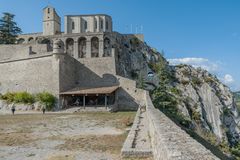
left=73, top=38, right=78, bottom=59
left=96, top=16, right=100, bottom=32
left=91, top=16, right=95, bottom=32
left=78, top=17, right=82, bottom=33
left=102, top=16, right=106, bottom=32
left=99, top=36, right=104, bottom=57
left=111, top=48, right=115, bottom=57
left=86, top=36, right=91, bottom=58
left=64, top=16, right=68, bottom=34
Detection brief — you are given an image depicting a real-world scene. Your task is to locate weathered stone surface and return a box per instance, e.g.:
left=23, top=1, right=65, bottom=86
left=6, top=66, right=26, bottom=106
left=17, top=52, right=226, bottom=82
left=174, top=65, right=240, bottom=144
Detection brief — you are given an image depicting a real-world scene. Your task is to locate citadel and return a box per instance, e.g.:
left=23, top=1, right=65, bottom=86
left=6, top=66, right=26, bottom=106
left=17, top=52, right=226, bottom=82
left=0, top=6, right=158, bottom=110
left=0, top=6, right=227, bottom=160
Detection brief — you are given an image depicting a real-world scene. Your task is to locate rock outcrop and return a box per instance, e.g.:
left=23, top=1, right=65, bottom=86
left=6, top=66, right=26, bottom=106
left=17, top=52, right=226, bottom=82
left=173, top=64, right=240, bottom=145
left=114, top=33, right=160, bottom=90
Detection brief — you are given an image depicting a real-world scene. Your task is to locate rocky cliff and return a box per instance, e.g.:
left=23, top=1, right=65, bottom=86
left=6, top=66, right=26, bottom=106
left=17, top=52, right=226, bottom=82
left=173, top=65, right=240, bottom=145
left=115, top=35, right=240, bottom=156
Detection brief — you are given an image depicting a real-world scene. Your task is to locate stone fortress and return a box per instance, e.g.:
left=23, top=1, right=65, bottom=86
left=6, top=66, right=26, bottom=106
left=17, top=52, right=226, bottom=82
left=0, top=6, right=221, bottom=159
left=0, top=6, right=151, bottom=110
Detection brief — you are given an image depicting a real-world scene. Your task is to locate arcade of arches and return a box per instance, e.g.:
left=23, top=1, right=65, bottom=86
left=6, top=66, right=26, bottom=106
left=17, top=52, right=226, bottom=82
left=17, top=36, right=113, bottom=58
left=65, top=36, right=112, bottom=58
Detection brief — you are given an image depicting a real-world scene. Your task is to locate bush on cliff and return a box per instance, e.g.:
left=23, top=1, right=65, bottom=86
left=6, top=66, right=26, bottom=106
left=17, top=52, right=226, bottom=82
left=150, top=55, right=192, bottom=128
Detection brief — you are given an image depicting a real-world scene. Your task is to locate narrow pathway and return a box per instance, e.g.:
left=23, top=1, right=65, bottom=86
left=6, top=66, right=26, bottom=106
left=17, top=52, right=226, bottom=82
left=133, top=111, right=151, bottom=150
left=121, top=109, right=153, bottom=158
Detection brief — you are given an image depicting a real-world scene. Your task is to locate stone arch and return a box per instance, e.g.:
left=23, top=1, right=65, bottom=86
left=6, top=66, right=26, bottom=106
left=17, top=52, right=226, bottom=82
left=66, top=38, right=74, bottom=57
left=91, top=37, right=99, bottom=57
left=17, top=38, right=25, bottom=44
left=40, top=38, right=53, bottom=52
left=103, top=37, right=111, bottom=57
left=78, top=37, right=87, bottom=58
left=28, top=37, right=34, bottom=43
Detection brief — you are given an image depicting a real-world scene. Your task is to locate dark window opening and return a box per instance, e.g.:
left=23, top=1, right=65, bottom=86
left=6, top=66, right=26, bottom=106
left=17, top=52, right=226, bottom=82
left=85, top=21, right=88, bottom=30
left=72, top=21, right=75, bottom=30
left=48, top=8, right=50, bottom=14
left=106, top=21, right=109, bottom=30
left=95, top=20, right=97, bottom=29
left=100, top=20, right=103, bottom=29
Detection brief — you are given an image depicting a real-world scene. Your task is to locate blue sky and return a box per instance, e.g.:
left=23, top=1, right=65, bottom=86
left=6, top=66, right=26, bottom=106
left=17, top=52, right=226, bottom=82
left=1, top=0, right=240, bottom=91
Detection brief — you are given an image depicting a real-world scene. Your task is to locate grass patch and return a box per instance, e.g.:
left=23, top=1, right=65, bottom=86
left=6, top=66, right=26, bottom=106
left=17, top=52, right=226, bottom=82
left=56, top=133, right=128, bottom=154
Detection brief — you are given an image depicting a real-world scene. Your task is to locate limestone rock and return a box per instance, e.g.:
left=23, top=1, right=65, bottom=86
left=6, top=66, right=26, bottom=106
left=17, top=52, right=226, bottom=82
left=174, top=65, right=240, bottom=144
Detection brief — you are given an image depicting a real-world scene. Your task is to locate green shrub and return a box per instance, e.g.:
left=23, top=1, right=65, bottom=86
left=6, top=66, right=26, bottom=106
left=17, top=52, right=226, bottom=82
left=219, top=140, right=231, bottom=154
left=192, top=77, right=202, bottom=86
left=36, top=92, right=55, bottom=110
left=181, top=70, right=189, bottom=76
left=192, top=110, right=201, bottom=122
left=181, top=79, right=189, bottom=85
left=130, top=37, right=140, bottom=47
left=14, top=92, right=35, bottom=104
left=0, top=92, right=35, bottom=104
left=223, top=107, right=232, bottom=116
left=204, top=77, right=215, bottom=83
left=0, top=92, right=16, bottom=103
left=131, top=70, right=138, bottom=79
left=170, top=87, right=182, bottom=96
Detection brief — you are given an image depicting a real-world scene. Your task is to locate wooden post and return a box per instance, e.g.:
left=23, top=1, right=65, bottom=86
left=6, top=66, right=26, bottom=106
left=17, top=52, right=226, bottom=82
left=83, top=95, right=86, bottom=109
left=105, top=95, right=108, bottom=109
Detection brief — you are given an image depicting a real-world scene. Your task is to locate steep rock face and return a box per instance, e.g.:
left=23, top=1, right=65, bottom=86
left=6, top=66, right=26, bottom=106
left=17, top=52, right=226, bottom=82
left=114, top=33, right=160, bottom=89
left=174, top=65, right=240, bottom=144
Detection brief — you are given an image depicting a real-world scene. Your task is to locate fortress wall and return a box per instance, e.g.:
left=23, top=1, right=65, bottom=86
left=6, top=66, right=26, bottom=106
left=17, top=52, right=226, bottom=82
left=117, top=76, right=146, bottom=110
left=0, top=44, right=49, bottom=61
left=145, top=92, right=219, bottom=160
left=0, top=55, right=59, bottom=96
left=76, top=57, right=117, bottom=87
left=59, top=54, right=78, bottom=92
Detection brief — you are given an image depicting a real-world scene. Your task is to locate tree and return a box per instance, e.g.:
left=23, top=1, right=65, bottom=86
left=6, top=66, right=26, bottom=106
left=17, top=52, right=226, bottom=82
left=0, top=12, right=22, bottom=44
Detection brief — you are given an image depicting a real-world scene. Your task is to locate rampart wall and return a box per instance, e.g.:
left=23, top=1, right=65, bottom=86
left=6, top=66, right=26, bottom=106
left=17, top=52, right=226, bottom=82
left=0, top=55, right=59, bottom=96
left=145, top=92, right=219, bottom=160
left=0, top=44, right=49, bottom=62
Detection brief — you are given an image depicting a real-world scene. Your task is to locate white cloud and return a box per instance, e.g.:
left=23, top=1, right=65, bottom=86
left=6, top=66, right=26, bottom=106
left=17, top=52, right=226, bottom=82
left=168, top=57, right=219, bottom=72
left=223, top=74, right=234, bottom=84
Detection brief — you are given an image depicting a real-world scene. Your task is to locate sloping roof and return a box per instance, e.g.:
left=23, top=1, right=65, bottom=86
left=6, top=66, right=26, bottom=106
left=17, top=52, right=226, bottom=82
left=60, top=86, right=119, bottom=95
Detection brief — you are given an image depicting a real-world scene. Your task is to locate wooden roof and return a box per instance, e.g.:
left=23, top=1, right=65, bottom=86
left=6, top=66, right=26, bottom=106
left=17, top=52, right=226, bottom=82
left=60, top=86, right=119, bottom=95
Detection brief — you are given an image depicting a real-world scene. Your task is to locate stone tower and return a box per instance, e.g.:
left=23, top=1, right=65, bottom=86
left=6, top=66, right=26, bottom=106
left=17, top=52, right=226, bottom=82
left=43, top=6, right=61, bottom=35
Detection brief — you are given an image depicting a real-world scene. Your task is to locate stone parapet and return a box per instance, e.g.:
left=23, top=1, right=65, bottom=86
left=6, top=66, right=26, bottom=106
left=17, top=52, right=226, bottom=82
left=121, top=108, right=153, bottom=158
left=145, top=92, right=219, bottom=160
